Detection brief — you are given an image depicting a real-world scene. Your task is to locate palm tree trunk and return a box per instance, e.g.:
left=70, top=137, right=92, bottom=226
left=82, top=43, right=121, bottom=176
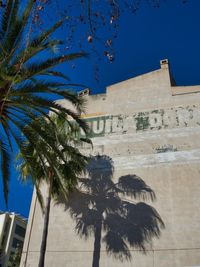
left=38, top=180, right=52, bottom=267
left=92, top=220, right=102, bottom=267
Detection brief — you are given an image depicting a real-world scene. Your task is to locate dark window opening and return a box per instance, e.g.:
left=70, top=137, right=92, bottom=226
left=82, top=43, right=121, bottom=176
left=15, top=224, right=26, bottom=238
left=12, top=238, right=23, bottom=249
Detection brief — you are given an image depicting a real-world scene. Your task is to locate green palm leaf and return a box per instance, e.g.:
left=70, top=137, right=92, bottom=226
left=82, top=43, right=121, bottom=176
left=12, top=18, right=66, bottom=65
left=0, top=0, right=13, bottom=38
left=18, top=52, right=87, bottom=82
left=0, top=140, right=10, bottom=205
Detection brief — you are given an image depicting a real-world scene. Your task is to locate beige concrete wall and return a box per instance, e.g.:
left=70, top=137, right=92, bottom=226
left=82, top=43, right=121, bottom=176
left=21, top=60, right=200, bottom=267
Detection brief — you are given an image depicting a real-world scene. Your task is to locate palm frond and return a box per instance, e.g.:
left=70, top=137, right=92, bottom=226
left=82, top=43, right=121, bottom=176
left=19, top=0, right=34, bottom=33
left=6, top=110, right=68, bottom=165
left=1, top=118, right=13, bottom=150
left=12, top=40, right=64, bottom=66
left=18, top=52, right=87, bottom=82
left=29, top=17, right=65, bottom=48
left=0, top=140, right=10, bottom=205
left=10, top=82, right=87, bottom=112
left=1, top=0, right=35, bottom=60
left=7, top=0, right=20, bottom=35
left=12, top=17, right=66, bottom=65
left=0, top=0, right=13, bottom=38
left=39, top=70, right=70, bottom=81
left=8, top=94, right=89, bottom=132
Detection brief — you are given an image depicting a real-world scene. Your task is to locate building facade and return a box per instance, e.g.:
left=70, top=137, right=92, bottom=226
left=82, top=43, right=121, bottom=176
left=0, top=213, right=27, bottom=267
left=21, top=60, right=200, bottom=267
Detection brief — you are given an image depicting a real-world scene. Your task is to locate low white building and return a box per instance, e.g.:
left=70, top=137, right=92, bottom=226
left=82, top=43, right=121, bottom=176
left=0, top=213, right=27, bottom=267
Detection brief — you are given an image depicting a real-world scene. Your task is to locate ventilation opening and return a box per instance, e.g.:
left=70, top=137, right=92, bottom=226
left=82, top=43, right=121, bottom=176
left=78, top=89, right=90, bottom=97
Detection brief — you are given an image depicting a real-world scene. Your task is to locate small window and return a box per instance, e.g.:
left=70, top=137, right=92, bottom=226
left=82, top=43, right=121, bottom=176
left=15, top=224, right=26, bottom=238
left=12, top=238, right=23, bottom=249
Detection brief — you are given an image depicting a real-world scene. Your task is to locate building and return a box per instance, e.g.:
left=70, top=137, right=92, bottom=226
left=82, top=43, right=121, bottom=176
left=21, top=59, right=200, bottom=267
left=0, top=213, right=27, bottom=267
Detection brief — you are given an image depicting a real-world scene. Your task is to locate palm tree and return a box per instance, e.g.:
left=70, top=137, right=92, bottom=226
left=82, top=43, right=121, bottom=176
left=67, top=155, right=164, bottom=267
left=0, top=0, right=88, bottom=204
left=18, top=114, right=90, bottom=267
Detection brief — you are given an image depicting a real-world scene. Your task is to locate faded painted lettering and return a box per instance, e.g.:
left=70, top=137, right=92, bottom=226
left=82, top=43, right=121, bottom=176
left=80, top=105, right=200, bottom=138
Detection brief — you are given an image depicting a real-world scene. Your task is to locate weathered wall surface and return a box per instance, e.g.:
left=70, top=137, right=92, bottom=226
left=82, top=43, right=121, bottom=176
left=20, top=60, right=200, bottom=267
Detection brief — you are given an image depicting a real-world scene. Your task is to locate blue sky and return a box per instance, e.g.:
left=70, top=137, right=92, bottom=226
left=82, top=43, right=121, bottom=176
left=0, top=0, right=200, bottom=218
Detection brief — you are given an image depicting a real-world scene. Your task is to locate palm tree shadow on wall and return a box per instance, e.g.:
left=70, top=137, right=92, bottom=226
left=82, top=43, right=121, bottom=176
left=59, top=155, right=165, bottom=267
